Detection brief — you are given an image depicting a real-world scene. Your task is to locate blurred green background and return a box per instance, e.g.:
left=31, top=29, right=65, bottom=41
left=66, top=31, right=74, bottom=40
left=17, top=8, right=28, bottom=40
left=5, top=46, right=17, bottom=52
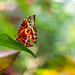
left=0, top=0, right=75, bottom=75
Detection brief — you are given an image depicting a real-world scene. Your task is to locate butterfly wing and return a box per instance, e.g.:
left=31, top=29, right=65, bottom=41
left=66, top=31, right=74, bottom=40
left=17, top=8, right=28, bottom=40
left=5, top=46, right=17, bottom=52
left=16, top=15, right=37, bottom=47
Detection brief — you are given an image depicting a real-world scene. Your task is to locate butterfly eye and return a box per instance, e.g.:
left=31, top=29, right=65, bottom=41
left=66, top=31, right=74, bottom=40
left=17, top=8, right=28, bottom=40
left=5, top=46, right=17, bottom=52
left=25, top=28, right=30, bottom=34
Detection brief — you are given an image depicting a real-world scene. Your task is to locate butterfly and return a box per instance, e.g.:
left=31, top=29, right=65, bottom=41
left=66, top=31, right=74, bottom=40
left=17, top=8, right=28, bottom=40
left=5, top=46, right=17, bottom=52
left=15, top=15, right=37, bottom=47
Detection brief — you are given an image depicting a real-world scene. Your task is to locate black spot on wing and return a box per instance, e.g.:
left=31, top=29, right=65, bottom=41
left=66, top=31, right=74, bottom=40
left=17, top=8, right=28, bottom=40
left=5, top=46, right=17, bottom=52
left=33, top=15, right=35, bottom=21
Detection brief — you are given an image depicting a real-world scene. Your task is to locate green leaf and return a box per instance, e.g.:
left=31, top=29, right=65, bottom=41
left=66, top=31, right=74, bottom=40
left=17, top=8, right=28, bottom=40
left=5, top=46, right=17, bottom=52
left=0, top=33, right=36, bottom=58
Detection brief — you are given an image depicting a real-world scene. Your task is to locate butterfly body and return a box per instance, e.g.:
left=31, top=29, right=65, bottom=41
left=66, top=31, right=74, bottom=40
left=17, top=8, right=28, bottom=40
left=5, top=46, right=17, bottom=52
left=16, top=15, right=37, bottom=47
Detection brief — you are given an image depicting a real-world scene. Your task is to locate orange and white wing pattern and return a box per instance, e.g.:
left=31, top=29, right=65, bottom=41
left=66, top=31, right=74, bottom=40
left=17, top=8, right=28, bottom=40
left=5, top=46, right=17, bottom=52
left=16, top=15, right=37, bottom=47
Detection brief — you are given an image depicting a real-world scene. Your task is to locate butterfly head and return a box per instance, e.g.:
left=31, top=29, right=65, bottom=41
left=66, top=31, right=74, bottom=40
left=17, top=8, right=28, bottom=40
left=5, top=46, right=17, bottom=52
left=15, top=34, right=19, bottom=41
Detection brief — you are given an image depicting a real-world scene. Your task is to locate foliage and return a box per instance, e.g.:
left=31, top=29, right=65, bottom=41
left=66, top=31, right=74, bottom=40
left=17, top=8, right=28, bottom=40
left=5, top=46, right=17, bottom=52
left=0, top=33, right=36, bottom=58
